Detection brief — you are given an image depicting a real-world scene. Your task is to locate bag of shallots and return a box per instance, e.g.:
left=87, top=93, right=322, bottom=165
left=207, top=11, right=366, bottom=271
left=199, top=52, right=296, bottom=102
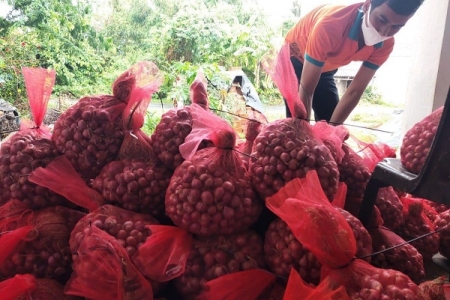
left=64, top=225, right=154, bottom=300
left=52, top=61, right=158, bottom=180
left=0, top=273, right=78, bottom=300
left=283, top=269, right=350, bottom=300
left=197, top=269, right=276, bottom=300
left=347, top=138, right=404, bottom=229
left=251, top=43, right=339, bottom=201
left=174, top=230, right=266, bottom=298
left=0, top=199, right=84, bottom=283
left=395, top=196, right=439, bottom=261
left=151, top=70, right=212, bottom=170
left=369, top=220, right=425, bottom=283
left=236, top=119, right=263, bottom=170
left=266, top=171, right=423, bottom=299
left=91, top=65, right=173, bottom=221
left=165, top=103, right=263, bottom=236
left=264, top=176, right=372, bottom=286
left=400, top=106, right=443, bottom=174
left=29, top=155, right=192, bottom=286
left=0, top=68, right=71, bottom=209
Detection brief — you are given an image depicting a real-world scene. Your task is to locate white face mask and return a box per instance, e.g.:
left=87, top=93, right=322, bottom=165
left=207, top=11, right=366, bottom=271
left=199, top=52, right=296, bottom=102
left=361, top=5, right=391, bottom=46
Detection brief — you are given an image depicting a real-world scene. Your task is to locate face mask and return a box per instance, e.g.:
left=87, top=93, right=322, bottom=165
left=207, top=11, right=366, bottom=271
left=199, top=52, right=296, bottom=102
left=361, top=5, right=391, bottom=46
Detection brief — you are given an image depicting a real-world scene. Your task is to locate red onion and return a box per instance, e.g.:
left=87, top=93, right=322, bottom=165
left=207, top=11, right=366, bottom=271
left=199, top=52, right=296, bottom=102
left=400, top=106, right=443, bottom=174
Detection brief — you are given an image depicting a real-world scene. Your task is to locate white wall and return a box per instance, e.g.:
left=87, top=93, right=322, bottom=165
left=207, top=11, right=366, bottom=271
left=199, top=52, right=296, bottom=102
left=372, top=19, right=416, bottom=106
left=402, top=0, right=450, bottom=132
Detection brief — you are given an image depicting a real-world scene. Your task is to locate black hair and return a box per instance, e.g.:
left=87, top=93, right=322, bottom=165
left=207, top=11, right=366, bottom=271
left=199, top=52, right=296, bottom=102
left=371, top=0, right=424, bottom=16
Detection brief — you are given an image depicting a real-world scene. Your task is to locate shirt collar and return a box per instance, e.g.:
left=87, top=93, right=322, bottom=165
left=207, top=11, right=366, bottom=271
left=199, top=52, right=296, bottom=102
left=348, top=7, right=384, bottom=48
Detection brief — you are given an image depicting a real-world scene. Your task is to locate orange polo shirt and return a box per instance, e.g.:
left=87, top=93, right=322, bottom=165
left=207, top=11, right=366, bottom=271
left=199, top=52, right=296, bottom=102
left=285, top=2, right=395, bottom=72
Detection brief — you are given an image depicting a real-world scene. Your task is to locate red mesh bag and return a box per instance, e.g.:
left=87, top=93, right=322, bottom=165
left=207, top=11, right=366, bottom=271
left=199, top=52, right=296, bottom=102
left=197, top=269, right=276, bottom=300
left=266, top=170, right=421, bottom=299
left=311, top=121, right=349, bottom=165
left=369, top=226, right=425, bottom=283
left=323, top=259, right=421, bottom=299
left=151, top=71, right=212, bottom=170
left=418, top=276, right=446, bottom=300
left=165, top=104, right=262, bottom=236
left=400, top=106, right=443, bottom=174
left=133, top=225, right=192, bottom=282
left=350, top=139, right=403, bottom=229
left=395, top=197, right=439, bottom=261
left=0, top=200, right=84, bottom=283
left=28, top=155, right=104, bottom=212
left=422, top=198, right=449, bottom=215
left=264, top=217, right=322, bottom=285
left=339, top=156, right=402, bottom=229
left=91, top=158, right=172, bottom=220
left=70, top=205, right=157, bottom=265
left=52, top=61, right=159, bottom=180
left=189, top=70, right=209, bottom=110
left=29, top=156, right=191, bottom=283
left=375, top=187, right=404, bottom=230
left=71, top=205, right=191, bottom=284
left=0, top=68, right=72, bottom=209
left=339, top=144, right=372, bottom=216
left=283, top=269, right=350, bottom=300
left=65, top=225, right=154, bottom=300
left=174, top=230, right=265, bottom=298
left=260, top=282, right=285, bottom=300
left=266, top=171, right=356, bottom=269
left=236, top=119, right=263, bottom=170
left=434, top=209, right=450, bottom=259
left=0, top=274, right=76, bottom=300
left=335, top=207, right=373, bottom=261
left=354, top=139, right=396, bottom=173
left=91, top=73, right=173, bottom=221
left=264, top=179, right=371, bottom=285
left=251, top=44, right=339, bottom=201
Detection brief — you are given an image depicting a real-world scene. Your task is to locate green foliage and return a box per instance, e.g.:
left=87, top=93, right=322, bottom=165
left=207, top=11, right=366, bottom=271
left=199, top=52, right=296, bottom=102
left=142, top=111, right=161, bottom=135
left=0, top=27, right=41, bottom=110
left=1, top=0, right=113, bottom=105
left=361, top=86, right=390, bottom=106
left=1, top=0, right=283, bottom=115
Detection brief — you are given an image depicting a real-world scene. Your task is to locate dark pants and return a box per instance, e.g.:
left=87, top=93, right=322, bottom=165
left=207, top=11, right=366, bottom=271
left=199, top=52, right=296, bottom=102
left=284, top=56, right=339, bottom=121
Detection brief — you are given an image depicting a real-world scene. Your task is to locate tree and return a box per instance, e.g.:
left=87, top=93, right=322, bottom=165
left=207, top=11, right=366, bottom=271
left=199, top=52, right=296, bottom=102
left=281, top=0, right=302, bottom=36
left=1, top=0, right=112, bottom=103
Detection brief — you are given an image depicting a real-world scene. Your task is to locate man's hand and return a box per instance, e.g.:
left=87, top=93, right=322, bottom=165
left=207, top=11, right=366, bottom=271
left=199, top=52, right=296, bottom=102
left=330, top=65, right=377, bottom=124
left=299, top=60, right=322, bottom=121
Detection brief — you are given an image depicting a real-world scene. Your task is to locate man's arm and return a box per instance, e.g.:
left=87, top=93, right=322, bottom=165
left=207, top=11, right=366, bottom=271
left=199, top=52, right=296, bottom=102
left=299, top=60, right=323, bottom=120
left=330, top=65, right=377, bottom=124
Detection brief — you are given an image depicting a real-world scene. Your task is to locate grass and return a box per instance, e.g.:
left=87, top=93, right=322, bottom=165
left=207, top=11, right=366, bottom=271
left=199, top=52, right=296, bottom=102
left=350, top=112, right=391, bottom=127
